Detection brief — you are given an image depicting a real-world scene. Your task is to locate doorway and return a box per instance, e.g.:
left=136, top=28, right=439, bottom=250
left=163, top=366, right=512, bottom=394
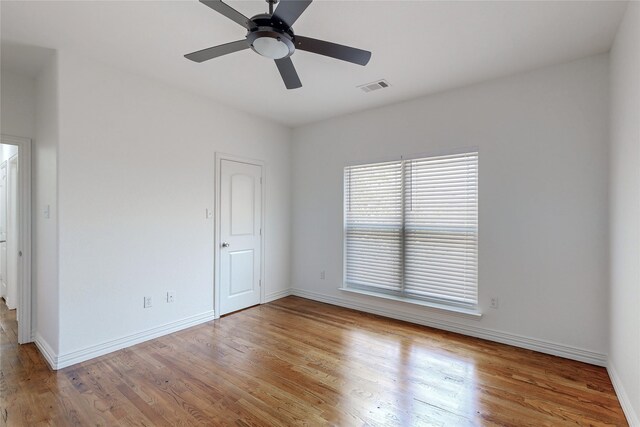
left=215, top=154, right=265, bottom=317
left=0, top=135, right=32, bottom=344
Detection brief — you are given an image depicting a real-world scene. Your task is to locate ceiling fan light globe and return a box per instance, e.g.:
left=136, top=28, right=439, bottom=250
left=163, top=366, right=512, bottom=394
left=252, top=37, right=290, bottom=59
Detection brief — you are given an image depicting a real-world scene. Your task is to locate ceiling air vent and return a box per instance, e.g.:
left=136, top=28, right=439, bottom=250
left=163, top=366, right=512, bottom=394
left=358, top=79, right=391, bottom=93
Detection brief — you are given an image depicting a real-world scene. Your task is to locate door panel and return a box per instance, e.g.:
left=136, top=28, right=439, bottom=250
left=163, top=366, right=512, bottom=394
left=230, top=174, right=255, bottom=235
left=219, top=159, right=262, bottom=315
left=229, top=250, right=254, bottom=295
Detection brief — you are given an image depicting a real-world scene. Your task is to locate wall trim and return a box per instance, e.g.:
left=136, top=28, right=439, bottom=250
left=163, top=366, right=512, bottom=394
left=36, top=310, right=215, bottom=370
left=264, top=288, right=293, bottom=303
left=608, top=362, right=640, bottom=426
left=291, top=288, right=607, bottom=366
left=34, top=333, right=58, bottom=370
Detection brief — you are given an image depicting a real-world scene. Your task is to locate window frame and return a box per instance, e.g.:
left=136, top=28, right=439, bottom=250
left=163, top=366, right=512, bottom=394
left=342, top=148, right=479, bottom=312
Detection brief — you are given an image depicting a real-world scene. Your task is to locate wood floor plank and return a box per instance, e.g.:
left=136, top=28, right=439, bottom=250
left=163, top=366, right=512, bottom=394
left=0, top=296, right=629, bottom=426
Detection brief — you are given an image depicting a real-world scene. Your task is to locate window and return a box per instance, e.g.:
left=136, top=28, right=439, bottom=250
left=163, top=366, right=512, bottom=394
left=344, top=151, right=478, bottom=307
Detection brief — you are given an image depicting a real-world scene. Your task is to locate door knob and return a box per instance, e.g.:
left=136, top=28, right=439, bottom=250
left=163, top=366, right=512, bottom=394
left=221, top=242, right=230, bottom=248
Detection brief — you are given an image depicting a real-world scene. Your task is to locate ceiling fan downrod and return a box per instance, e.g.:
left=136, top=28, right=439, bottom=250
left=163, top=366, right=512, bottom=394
left=267, top=0, right=278, bottom=15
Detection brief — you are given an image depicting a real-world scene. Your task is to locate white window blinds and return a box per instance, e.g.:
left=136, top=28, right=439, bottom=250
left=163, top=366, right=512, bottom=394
left=344, top=161, right=403, bottom=292
left=344, top=151, right=478, bottom=306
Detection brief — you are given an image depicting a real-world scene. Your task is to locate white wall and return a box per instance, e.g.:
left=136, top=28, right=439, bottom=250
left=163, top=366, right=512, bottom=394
left=34, top=54, right=60, bottom=355
left=291, top=54, right=610, bottom=363
left=609, top=1, right=640, bottom=425
left=55, top=51, right=291, bottom=359
left=1, top=59, right=60, bottom=357
left=0, top=70, right=36, bottom=139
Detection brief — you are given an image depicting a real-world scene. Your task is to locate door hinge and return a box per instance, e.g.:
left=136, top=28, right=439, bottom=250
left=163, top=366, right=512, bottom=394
left=260, top=228, right=262, bottom=236
left=259, top=279, right=262, bottom=287
left=260, top=177, right=262, bottom=184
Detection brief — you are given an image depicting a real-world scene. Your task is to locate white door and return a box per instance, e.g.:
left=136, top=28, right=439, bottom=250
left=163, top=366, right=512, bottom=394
left=219, top=159, right=262, bottom=315
left=6, top=156, right=18, bottom=311
left=0, top=162, right=6, bottom=299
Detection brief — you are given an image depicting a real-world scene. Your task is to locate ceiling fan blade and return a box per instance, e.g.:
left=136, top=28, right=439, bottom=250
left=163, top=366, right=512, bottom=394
left=275, top=57, right=302, bottom=89
left=185, top=40, right=249, bottom=63
left=200, top=0, right=256, bottom=30
left=272, top=0, right=312, bottom=28
left=295, top=35, right=371, bottom=66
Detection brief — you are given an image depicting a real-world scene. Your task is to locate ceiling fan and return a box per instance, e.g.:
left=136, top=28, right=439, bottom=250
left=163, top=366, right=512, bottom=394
left=184, top=0, right=372, bottom=89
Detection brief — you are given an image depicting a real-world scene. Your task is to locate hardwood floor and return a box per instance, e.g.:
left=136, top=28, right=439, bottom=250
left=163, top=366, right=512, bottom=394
left=0, top=296, right=628, bottom=426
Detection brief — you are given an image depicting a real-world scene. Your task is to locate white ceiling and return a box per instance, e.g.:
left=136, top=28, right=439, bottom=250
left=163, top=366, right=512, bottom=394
left=1, top=1, right=627, bottom=127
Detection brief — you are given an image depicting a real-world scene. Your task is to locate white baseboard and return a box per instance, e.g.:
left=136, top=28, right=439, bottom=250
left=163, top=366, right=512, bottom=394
left=291, top=288, right=607, bottom=367
left=264, top=288, right=293, bottom=303
left=34, top=333, right=58, bottom=370
left=608, top=363, right=640, bottom=426
left=35, top=310, right=215, bottom=370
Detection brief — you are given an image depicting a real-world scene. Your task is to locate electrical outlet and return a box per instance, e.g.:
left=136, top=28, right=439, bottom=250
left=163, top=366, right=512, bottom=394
left=144, top=296, right=152, bottom=308
left=490, top=297, right=499, bottom=309
left=320, top=271, right=325, bottom=280
left=167, top=291, right=175, bottom=303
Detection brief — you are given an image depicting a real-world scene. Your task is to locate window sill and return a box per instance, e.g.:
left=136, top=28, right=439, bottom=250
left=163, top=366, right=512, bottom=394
left=338, top=287, right=483, bottom=318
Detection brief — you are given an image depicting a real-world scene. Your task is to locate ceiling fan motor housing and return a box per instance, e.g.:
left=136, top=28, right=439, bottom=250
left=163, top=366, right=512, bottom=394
left=247, top=14, right=295, bottom=59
